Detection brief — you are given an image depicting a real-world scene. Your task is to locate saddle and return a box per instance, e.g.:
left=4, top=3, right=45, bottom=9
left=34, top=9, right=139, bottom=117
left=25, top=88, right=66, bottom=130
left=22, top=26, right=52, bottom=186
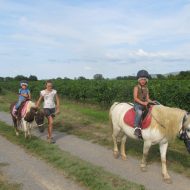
left=12, top=100, right=30, bottom=120
left=123, top=106, right=154, bottom=129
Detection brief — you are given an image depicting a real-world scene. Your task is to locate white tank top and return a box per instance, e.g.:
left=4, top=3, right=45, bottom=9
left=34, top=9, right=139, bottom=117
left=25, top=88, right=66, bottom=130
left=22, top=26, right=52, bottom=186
left=40, top=89, right=57, bottom=108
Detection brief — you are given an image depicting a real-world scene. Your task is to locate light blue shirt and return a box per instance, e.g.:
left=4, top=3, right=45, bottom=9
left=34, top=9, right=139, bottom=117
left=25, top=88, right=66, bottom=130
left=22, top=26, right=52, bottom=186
left=19, top=88, right=30, bottom=101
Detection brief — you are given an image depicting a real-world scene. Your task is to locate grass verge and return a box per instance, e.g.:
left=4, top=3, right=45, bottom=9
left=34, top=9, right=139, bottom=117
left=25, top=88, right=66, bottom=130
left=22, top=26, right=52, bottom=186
left=0, top=91, right=16, bottom=112
left=0, top=121, right=145, bottom=190
left=1, top=93, right=190, bottom=178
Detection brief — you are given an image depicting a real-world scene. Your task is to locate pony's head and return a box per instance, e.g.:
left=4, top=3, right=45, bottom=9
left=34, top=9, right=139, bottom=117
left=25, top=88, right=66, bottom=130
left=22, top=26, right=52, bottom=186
left=34, top=109, right=45, bottom=130
left=179, top=113, right=190, bottom=153
left=24, top=106, right=45, bottom=132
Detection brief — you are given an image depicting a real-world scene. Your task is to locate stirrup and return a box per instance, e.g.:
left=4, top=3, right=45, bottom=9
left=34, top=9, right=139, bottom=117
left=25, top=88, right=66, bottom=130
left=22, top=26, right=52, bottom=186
left=134, top=127, right=143, bottom=139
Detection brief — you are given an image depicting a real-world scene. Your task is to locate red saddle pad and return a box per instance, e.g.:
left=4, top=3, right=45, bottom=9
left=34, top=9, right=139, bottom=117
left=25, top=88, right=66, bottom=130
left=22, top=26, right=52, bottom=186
left=12, top=101, right=29, bottom=118
left=123, top=106, right=153, bottom=129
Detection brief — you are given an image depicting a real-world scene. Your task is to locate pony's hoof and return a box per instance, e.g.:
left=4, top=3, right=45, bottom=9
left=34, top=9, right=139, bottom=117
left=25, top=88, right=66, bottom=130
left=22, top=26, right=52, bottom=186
left=113, top=151, right=119, bottom=159
left=140, top=166, right=147, bottom=172
left=121, top=155, right=127, bottom=161
left=163, top=178, right=172, bottom=184
left=16, top=132, right=19, bottom=136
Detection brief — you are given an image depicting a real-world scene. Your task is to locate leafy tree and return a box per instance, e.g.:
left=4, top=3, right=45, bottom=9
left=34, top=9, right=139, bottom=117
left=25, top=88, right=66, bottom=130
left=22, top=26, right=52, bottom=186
left=93, top=74, right=104, bottom=80
left=0, top=77, right=4, bottom=81
left=157, top=74, right=165, bottom=79
left=5, top=77, right=14, bottom=81
left=29, top=75, right=38, bottom=81
left=177, top=71, right=190, bottom=79
left=56, top=77, right=62, bottom=80
left=78, top=76, right=86, bottom=80
left=63, top=77, right=71, bottom=80
left=14, top=75, right=28, bottom=81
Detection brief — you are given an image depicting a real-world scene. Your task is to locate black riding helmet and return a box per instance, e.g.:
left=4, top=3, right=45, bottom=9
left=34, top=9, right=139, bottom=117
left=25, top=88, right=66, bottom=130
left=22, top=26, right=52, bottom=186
left=137, top=70, right=150, bottom=79
left=20, top=80, right=28, bottom=87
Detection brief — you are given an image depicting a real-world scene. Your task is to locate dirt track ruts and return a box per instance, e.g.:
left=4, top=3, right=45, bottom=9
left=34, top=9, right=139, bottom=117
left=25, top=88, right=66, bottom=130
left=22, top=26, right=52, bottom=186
left=0, top=112, right=189, bottom=190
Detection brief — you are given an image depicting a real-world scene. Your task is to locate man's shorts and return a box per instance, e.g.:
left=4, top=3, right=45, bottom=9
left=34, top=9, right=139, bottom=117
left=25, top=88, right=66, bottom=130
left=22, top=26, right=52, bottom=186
left=43, top=108, right=56, bottom=118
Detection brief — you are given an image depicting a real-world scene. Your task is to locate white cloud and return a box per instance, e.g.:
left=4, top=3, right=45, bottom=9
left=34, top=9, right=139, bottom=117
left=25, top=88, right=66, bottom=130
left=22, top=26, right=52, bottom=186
left=130, top=49, right=170, bottom=58
left=0, top=0, right=190, bottom=78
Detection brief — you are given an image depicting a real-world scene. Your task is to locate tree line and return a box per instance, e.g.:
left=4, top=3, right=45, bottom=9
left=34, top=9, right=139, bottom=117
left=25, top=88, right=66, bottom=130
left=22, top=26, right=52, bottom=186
left=0, top=71, right=189, bottom=82
left=0, top=75, right=38, bottom=82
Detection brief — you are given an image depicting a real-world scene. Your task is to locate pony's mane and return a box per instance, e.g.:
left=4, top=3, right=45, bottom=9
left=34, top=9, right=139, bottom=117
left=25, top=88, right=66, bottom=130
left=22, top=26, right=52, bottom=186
left=150, top=105, right=186, bottom=140
left=26, top=101, right=36, bottom=113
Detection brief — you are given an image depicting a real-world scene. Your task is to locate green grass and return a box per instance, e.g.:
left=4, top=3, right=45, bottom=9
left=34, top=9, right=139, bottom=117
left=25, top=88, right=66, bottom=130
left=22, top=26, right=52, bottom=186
left=1, top=92, right=190, bottom=178
left=0, top=90, right=16, bottom=112
left=0, top=121, right=145, bottom=190
left=63, top=100, right=109, bottom=123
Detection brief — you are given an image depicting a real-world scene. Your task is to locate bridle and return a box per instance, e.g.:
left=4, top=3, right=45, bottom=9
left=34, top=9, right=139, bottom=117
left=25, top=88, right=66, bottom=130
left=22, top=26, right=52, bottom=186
left=34, top=112, right=45, bottom=127
left=179, top=113, right=189, bottom=139
left=37, top=122, right=45, bottom=127
left=179, top=113, right=190, bottom=153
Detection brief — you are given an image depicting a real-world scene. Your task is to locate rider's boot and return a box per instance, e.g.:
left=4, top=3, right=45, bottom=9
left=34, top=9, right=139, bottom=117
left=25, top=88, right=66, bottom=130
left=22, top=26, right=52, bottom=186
left=134, top=126, right=142, bottom=139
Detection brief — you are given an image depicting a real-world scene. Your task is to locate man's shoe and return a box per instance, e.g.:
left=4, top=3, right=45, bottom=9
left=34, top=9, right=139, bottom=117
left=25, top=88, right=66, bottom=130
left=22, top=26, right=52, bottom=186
left=47, top=137, right=56, bottom=144
left=134, top=127, right=142, bottom=139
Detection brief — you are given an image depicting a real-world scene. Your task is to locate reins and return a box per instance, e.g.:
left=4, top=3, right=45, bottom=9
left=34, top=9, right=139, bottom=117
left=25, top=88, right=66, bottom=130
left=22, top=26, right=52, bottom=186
left=150, top=112, right=166, bottom=129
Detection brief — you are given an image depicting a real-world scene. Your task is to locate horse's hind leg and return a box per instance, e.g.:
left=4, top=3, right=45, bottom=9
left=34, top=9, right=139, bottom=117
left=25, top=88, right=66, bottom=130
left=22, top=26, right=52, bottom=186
left=141, top=141, right=151, bottom=172
left=112, top=125, right=121, bottom=159
left=13, top=117, right=19, bottom=136
left=120, top=134, right=127, bottom=160
left=159, top=142, right=172, bottom=184
left=28, top=124, right=32, bottom=139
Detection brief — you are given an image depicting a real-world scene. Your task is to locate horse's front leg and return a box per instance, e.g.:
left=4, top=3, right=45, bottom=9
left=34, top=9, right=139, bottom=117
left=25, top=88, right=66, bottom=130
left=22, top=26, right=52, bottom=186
left=15, top=128, right=19, bottom=136
left=22, top=119, right=28, bottom=139
left=28, top=123, right=32, bottom=139
left=141, top=141, right=151, bottom=172
left=159, top=141, right=172, bottom=184
left=14, top=120, right=19, bottom=136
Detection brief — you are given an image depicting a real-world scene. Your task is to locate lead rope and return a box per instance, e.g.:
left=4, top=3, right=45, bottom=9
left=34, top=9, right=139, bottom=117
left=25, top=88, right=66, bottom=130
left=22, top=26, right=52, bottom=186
left=150, top=112, right=166, bottom=129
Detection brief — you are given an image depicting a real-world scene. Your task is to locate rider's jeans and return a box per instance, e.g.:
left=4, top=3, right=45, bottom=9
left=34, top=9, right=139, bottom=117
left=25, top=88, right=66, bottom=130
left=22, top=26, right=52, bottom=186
left=15, top=96, right=25, bottom=110
left=134, top=103, right=144, bottom=128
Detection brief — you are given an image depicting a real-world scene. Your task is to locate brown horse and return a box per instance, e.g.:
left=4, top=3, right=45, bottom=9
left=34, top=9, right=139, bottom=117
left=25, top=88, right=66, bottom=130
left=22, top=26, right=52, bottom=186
left=10, top=100, right=45, bottom=138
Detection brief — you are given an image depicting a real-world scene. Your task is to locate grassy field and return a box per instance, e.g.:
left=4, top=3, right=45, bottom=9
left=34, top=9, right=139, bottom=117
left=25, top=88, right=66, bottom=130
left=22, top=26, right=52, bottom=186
left=1, top=92, right=190, bottom=178
left=0, top=121, right=145, bottom=190
left=0, top=163, right=21, bottom=190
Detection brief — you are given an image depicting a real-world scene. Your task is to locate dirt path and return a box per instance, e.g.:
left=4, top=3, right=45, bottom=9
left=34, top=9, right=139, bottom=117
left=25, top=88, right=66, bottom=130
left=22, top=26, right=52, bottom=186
left=0, top=112, right=189, bottom=190
left=0, top=112, right=86, bottom=190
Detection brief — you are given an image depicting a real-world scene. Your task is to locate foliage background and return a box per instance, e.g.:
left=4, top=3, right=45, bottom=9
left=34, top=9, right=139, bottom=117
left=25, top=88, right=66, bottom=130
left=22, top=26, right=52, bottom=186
left=0, top=78, right=189, bottom=111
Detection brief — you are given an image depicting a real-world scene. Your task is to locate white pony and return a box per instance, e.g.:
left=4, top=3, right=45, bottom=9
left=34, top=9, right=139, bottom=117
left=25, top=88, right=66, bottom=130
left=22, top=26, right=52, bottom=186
left=109, top=102, right=190, bottom=183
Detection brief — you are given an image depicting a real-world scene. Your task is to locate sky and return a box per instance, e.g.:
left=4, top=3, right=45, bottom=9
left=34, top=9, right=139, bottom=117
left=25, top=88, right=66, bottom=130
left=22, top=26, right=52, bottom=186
left=0, top=0, right=190, bottom=79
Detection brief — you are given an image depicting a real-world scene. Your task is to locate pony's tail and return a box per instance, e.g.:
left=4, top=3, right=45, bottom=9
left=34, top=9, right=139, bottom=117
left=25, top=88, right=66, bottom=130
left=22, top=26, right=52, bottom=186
left=109, top=102, right=120, bottom=131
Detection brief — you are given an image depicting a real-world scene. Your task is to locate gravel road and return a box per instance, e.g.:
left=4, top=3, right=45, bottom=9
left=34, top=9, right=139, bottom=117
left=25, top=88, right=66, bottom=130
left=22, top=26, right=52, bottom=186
left=0, top=112, right=85, bottom=190
left=0, top=112, right=189, bottom=190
